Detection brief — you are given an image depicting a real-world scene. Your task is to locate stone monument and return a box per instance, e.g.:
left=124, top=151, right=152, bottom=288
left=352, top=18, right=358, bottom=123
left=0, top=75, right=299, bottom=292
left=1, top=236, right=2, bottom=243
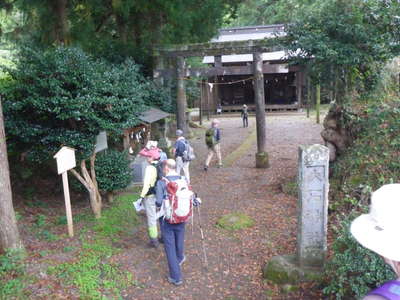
left=297, top=144, right=329, bottom=268
left=263, top=144, right=329, bottom=285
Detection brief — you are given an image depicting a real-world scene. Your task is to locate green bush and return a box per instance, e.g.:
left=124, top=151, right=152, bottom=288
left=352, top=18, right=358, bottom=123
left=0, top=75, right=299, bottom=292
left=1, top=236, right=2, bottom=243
left=2, top=45, right=169, bottom=163
left=95, top=150, right=131, bottom=193
left=323, top=213, right=395, bottom=299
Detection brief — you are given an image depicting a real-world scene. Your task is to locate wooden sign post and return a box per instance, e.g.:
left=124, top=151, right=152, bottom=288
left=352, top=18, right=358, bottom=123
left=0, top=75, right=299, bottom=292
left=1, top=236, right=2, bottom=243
left=54, top=146, right=76, bottom=237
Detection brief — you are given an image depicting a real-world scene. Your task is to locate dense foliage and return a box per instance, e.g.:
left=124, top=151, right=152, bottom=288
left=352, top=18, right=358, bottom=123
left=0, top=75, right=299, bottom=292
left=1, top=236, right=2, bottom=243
left=329, top=98, right=400, bottom=210
left=324, top=69, right=400, bottom=297
left=2, top=46, right=165, bottom=162
left=95, top=150, right=131, bottom=193
left=323, top=215, right=395, bottom=299
left=1, top=0, right=240, bottom=70
left=227, top=0, right=313, bottom=26
left=284, top=0, right=399, bottom=97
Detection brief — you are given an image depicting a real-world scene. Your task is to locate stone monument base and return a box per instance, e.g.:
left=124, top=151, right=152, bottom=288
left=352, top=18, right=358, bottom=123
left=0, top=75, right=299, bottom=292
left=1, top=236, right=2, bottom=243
left=255, top=151, right=269, bottom=168
left=262, top=254, right=323, bottom=285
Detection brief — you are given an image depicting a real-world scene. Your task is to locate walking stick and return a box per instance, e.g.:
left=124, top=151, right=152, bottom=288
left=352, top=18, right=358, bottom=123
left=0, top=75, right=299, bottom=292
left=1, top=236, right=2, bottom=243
left=196, top=204, right=208, bottom=268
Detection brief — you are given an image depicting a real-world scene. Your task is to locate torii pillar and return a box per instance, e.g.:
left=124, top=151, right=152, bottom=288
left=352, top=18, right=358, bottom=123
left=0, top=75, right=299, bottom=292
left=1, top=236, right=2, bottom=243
left=176, top=56, right=189, bottom=135
left=176, top=56, right=192, bottom=138
left=253, top=52, right=269, bottom=168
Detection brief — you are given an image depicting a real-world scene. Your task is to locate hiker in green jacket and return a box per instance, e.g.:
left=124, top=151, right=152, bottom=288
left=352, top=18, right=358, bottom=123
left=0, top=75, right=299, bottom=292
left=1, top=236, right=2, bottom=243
left=204, top=119, right=222, bottom=171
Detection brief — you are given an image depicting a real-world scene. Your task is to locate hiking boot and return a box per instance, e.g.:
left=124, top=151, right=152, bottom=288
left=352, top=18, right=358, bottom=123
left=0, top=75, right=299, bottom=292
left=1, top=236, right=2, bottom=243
left=204, top=166, right=208, bottom=171
left=179, top=255, right=186, bottom=266
left=149, top=238, right=159, bottom=248
left=167, top=276, right=183, bottom=286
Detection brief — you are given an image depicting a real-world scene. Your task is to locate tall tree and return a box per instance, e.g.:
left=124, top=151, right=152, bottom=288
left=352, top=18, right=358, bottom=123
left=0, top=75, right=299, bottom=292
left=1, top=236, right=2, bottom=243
left=227, top=0, right=314, bottom=27
left=282, top=0, right=400, bottom=102
left=7, top=0, right=240, bottom=69
left=0, top=96, right=23, bottom=252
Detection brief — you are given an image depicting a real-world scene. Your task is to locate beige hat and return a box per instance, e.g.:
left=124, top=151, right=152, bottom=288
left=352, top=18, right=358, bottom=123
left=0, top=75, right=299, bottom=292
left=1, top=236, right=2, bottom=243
left=350, top=184, right=400, bottom=261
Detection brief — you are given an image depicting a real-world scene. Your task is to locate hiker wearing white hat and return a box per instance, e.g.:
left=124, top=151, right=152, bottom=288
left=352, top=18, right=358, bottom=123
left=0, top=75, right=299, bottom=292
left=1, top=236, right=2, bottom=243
left=136, top=141, right=162, bottom=248
left=351, top=184, right=400, bottom=300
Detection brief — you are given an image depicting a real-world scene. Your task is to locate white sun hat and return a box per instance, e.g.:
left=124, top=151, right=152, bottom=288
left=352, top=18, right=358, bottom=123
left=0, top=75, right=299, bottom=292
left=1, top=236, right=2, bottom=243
left=350, top=184, right=400, bottom=261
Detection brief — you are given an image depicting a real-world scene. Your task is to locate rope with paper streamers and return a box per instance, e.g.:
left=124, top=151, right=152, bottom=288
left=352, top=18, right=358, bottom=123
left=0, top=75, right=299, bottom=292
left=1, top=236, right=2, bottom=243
left=181, top=76, right=256, bottom=86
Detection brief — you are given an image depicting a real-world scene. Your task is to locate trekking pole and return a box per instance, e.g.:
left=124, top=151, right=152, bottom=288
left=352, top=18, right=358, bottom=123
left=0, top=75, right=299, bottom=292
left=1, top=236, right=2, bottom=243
left=196, top=204, right=208, bottom=268
left=191, top=207, right=194, bottom=235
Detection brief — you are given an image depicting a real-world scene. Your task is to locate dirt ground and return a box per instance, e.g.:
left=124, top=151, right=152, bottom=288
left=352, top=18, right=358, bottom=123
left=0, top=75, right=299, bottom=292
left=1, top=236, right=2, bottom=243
left=17, top=112, right=326, bottom=300
left=119, top=113, right=325, bottom=300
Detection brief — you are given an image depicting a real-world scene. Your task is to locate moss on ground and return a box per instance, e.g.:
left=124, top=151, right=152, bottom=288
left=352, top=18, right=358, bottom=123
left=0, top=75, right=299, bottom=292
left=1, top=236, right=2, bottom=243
left=217, top=212, right=254, bottom=231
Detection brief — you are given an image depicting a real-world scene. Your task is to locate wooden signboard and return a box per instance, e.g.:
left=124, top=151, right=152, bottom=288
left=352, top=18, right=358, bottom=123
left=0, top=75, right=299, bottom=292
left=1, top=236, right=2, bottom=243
left=54, top=146, right=76, bottom=237
left=95, top=131, right=108, bottom=153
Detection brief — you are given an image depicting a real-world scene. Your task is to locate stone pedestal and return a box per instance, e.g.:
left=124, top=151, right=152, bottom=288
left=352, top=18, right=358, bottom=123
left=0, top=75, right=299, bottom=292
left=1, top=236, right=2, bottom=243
left=263, top=255, right=322, bottom=284
left=297, top=144, right=329, bottom=268
left=255, top=152, right=269, bottom=168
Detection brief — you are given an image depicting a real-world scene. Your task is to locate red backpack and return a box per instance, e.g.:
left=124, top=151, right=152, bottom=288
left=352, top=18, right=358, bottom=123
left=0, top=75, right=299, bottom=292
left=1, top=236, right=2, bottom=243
left=163, top=177, right=194, bottom=224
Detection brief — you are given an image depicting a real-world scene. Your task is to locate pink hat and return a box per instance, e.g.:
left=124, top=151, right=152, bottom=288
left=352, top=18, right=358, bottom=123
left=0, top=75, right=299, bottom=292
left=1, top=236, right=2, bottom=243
left=138, top=147, right=160, bottom=160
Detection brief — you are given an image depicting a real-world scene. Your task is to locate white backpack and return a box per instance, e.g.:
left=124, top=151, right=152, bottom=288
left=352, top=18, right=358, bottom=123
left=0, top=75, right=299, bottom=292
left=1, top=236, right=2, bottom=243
left=163, top=176, right=193, bottom=224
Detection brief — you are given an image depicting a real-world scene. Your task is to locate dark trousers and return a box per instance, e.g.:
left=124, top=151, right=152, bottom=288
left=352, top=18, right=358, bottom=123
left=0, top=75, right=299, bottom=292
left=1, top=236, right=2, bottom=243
left=242, top=116, right=248, bottom=127
left=160, top=219, right=185, bottom=281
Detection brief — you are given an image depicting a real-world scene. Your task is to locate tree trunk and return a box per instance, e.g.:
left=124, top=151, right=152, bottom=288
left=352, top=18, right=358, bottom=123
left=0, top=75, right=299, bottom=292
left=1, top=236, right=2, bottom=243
left=0, top=97, right=23, bottom=252
left=51, top=0, right=69, bottom=44
left=316, top=83, right=321, bottom=124
left=107, top=191, right=114, bottom=203
left=70, top=154, right=102, bottom=219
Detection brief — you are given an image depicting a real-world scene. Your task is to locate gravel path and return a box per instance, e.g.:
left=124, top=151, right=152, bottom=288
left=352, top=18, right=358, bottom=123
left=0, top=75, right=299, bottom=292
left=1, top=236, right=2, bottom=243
left=120, top=113, right=325, bottom=300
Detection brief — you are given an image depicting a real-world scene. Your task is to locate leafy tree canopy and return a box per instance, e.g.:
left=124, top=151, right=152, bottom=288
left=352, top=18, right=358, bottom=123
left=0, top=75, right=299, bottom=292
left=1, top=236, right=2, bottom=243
left=2, top=0, right=240, bottom=70
left=284, top=0, right=400, bottom=71
left=226, top=0, right=313, bottom=27
left=2, top=46, right=167, bottom=162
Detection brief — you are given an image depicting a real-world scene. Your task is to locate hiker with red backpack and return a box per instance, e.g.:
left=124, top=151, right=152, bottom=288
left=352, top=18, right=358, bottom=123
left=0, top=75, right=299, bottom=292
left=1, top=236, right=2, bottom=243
left=155, top=158, right=195, bottom=286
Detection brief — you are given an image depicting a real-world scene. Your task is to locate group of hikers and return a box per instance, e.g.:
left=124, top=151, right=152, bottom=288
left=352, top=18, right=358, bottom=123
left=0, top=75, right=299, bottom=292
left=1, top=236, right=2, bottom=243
left=133, top=119, right=222, bottom=286
left=132, top=111, right=400, bottom=298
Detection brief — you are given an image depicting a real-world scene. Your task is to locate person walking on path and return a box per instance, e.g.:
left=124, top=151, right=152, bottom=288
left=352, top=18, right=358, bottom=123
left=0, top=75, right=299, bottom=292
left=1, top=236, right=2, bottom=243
left=173, top=129, right=190, bottom=184
left=204, top=119, right=222, bottom=171
left=155, top=159, right=187, bottom=286
left=241, top=104, right=249, bottom=127
left=351, top=184, right=400, bottom=300
left=137, top=141, right=161, bottom=248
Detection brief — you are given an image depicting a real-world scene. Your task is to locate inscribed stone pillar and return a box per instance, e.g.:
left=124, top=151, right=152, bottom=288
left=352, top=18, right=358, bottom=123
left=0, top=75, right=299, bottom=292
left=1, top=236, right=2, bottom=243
left=297, top=144, right=329, bottom=268
left=253, top=52, right=269, bottom=168
left=176, top=56, right=187, bottom=133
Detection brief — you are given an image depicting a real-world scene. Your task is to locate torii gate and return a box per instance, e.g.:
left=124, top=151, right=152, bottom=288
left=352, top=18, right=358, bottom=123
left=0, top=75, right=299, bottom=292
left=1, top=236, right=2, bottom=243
left=154, top=39, right=284, bottom=168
